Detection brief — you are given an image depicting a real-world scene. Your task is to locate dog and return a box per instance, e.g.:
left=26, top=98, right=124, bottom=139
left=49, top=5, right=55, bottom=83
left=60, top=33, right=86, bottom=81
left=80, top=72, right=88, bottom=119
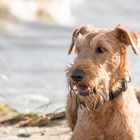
left=66, top=24, right=140, bottom=140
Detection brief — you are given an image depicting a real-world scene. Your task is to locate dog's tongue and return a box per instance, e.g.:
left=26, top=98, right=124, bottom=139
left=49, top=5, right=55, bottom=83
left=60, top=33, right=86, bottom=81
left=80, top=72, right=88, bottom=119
left=79, top=86, right=89, bottom=96
left=79, top=87, right=88, bottom=92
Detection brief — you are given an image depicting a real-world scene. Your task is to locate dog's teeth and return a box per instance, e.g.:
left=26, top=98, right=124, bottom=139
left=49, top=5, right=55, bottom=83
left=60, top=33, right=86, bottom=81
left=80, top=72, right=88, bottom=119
left=73, top=85, right=77, bottom=90
left=87, top=87, right=91, bottom=91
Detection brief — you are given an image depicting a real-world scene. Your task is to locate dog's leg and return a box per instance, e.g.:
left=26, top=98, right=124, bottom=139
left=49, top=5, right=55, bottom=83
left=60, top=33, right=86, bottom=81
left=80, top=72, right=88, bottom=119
left=135, top=88, right=140, bottom=103
left=66, top=91, right=79, bottom=131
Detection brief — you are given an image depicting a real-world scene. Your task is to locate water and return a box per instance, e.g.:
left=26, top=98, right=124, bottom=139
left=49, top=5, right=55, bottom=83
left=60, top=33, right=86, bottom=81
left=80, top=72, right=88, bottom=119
left=0, top=0, right=140, bottom=113
left=0, top=23, right=74, bottom=113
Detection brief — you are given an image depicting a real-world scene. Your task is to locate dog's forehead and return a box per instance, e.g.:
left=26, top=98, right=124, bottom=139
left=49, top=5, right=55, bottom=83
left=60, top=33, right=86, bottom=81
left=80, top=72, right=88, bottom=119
left=84, top=28, right=113, bottom=45
left=75, top=28, right=114, bottom=47
left=86, top=28, right=112, bottom=40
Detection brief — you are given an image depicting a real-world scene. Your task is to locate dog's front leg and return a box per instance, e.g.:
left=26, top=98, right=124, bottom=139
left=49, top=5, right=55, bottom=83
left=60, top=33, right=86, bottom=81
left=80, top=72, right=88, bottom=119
left=66, top=91, right=79, bottom=131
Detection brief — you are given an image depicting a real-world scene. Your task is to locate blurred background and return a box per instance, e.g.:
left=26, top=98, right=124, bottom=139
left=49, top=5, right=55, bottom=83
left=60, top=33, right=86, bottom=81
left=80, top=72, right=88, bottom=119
left=0, top=0, right=139, bottom=114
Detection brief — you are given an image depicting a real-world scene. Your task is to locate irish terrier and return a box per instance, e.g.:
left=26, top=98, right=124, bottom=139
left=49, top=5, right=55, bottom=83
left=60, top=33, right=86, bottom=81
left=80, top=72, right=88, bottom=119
left=66, top=24, right=140, bottom=140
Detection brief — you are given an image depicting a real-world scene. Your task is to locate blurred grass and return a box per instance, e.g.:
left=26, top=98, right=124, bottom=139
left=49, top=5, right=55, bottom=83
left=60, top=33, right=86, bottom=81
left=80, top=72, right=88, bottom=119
left=0, top=103, right=65, bottom=127
left=0, top=103, right=18, bottom=113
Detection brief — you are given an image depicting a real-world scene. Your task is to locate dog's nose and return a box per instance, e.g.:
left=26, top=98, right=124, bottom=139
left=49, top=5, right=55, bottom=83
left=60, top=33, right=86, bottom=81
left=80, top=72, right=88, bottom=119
left=71, top=69, right=84, bottom=82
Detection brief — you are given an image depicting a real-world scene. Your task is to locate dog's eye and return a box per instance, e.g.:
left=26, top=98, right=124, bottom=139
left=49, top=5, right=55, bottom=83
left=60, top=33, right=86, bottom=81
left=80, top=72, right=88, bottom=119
left=96, top=47, right=105, bottom=53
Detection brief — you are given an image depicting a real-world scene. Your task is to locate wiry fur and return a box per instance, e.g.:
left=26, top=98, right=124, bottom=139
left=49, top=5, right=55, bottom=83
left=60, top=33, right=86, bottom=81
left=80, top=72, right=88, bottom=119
left=66, top=25, right=140, bottom=140
left=136, top=88, right=140, bottom=103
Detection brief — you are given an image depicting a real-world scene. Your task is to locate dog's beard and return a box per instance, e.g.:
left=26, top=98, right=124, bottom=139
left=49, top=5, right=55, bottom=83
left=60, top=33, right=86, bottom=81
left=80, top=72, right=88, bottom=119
left=70, top=83, right=109, bottom=111
left=76, top=94, right=105, bottom=112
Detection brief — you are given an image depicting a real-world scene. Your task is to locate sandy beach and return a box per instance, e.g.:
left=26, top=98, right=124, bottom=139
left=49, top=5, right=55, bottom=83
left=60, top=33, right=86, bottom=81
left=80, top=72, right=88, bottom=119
left=0, top=120, right=71, bottom=140
left=0, top=104, right=71, bottom=140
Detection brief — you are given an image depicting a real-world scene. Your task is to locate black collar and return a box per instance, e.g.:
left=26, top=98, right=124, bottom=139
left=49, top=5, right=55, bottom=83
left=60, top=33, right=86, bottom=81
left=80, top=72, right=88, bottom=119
left=109, top=77, right=131, bottom=101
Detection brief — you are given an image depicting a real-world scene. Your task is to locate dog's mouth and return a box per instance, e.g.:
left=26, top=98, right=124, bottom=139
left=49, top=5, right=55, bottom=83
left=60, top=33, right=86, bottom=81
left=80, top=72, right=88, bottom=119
left=71, top=84, right=94, bottom=96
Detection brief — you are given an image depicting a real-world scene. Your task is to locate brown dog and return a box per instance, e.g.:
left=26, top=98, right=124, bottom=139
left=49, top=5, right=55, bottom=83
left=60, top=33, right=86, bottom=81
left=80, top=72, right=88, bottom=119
left=66, top=25, right=140, bottom=140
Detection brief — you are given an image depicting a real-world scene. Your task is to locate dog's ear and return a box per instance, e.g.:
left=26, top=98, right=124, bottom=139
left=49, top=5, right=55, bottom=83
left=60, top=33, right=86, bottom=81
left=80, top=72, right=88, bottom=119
left=68, top=26, right=95, bottom=55
left=115, top=24, right=139, bottom=55
left=68, top=28, right=81, bottom=55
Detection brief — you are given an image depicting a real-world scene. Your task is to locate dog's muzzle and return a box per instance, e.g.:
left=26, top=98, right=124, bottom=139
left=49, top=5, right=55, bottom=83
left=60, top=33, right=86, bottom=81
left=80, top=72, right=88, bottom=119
left=71, top=69, right=92, bottom=96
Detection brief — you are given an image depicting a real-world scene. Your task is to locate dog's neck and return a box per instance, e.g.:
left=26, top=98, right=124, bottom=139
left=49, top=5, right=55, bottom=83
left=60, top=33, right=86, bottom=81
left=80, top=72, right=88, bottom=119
left=109, top=77, right=131, bottom=100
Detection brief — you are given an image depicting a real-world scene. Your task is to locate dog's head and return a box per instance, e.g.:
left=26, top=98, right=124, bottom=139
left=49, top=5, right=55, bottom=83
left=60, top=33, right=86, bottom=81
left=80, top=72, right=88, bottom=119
left=66, top=25, right=139, bottom=111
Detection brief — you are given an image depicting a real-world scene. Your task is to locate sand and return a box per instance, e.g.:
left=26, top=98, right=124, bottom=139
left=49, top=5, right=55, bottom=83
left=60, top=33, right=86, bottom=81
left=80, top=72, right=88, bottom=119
left=0, top=120, right=71, bottom=140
